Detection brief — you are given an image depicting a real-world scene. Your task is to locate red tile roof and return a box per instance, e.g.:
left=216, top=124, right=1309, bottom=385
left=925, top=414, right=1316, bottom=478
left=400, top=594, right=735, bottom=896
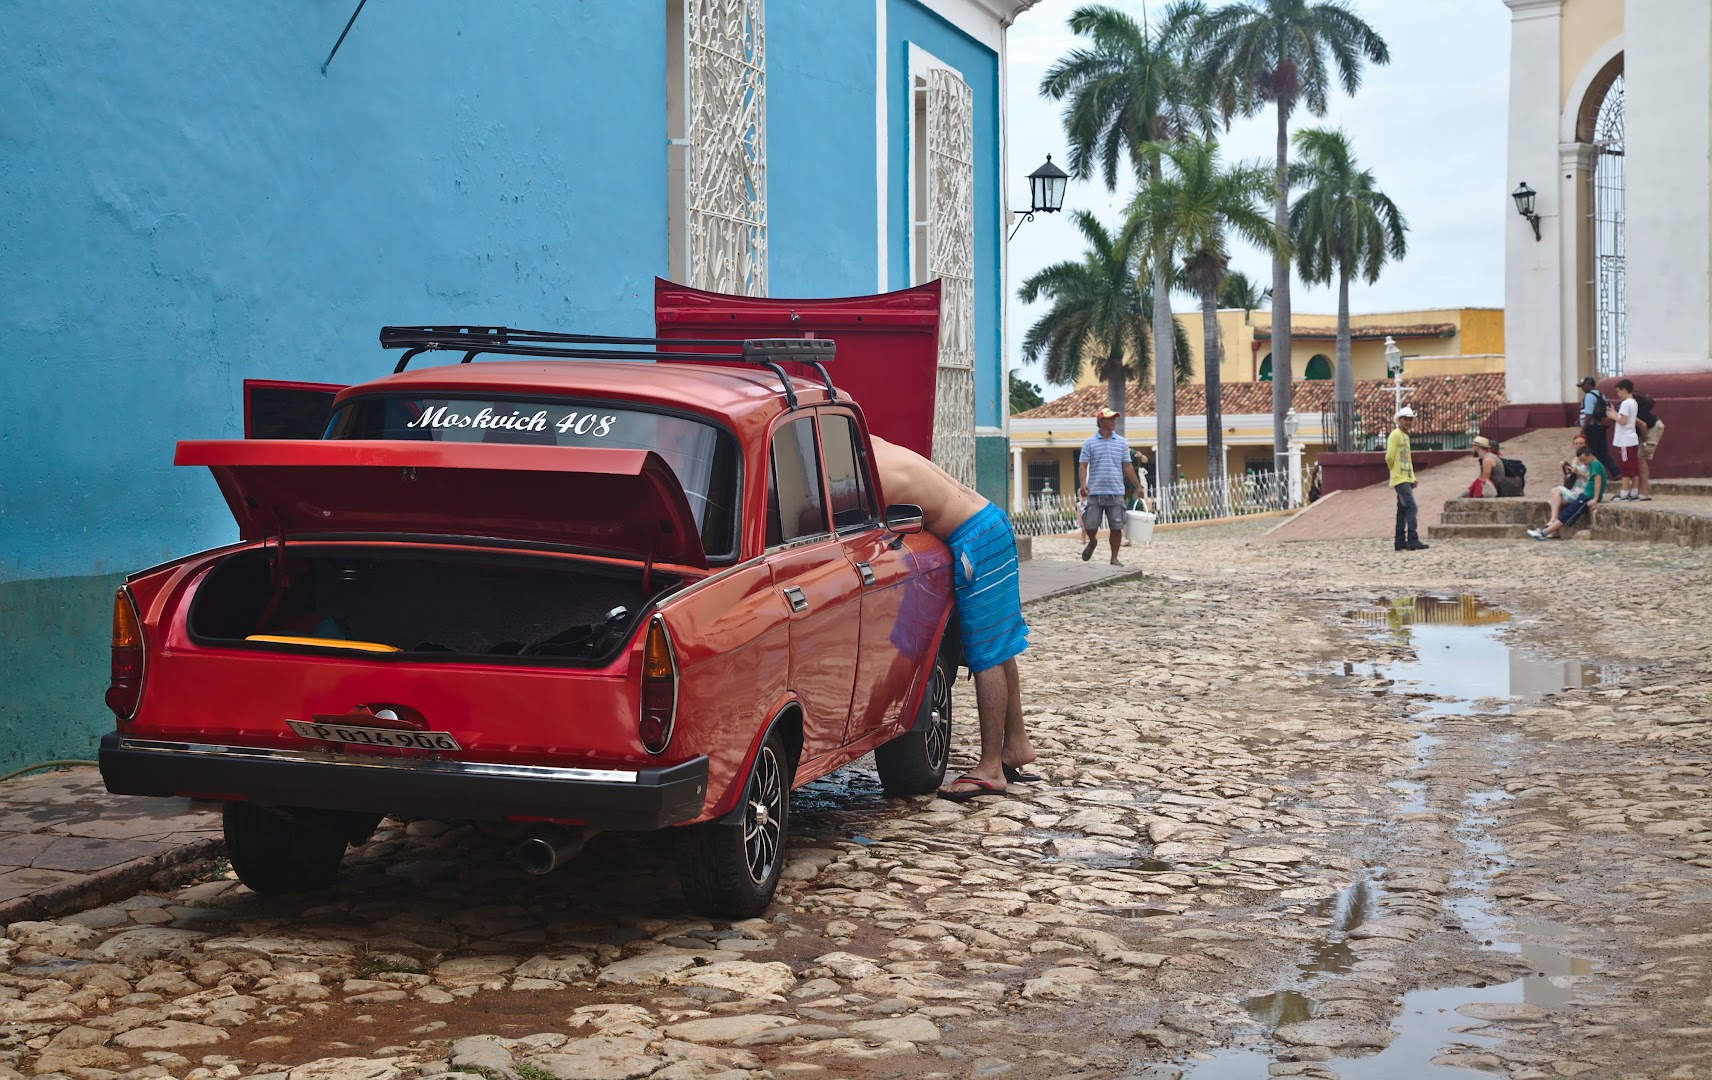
left=1252, top=323, right=1457, bottom=341
left=1015, top=371, right=1508, bottom=421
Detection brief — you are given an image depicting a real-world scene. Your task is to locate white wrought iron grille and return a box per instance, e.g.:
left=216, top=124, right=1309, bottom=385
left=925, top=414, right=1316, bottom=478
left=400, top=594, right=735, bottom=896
left=1591, top=75, right=1624, bottom=377
left=926, top=68, right=975, bottom=486
left=686, top=0, right=766, bottom=296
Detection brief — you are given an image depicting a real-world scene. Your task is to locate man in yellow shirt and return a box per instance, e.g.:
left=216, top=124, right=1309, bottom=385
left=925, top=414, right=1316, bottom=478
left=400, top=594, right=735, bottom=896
left=1387, top=407, right=1429, bottom=551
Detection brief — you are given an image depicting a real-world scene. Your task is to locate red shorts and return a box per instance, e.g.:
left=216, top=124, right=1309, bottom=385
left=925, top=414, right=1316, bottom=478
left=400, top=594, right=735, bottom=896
left=1615, top=444, right=1640, bottom=477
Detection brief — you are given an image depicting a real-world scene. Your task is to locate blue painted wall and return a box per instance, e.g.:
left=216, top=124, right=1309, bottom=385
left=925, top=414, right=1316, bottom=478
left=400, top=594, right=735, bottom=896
left=2, top=1, right=669, bottom=583
left=768, top=3, right=880, bottom=297
left=885, top=0, right=1002, bottom=433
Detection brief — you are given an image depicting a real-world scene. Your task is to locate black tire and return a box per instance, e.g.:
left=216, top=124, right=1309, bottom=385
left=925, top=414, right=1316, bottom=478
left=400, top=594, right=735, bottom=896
left=222, top=802, right=367, bottom=894
left=676, top=728, right=789, bottom=918
left=874, top=656, right=952, bottom=796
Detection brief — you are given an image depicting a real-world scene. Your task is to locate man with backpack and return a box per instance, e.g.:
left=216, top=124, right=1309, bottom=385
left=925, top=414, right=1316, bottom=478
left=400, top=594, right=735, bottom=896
left=1467, top=436, right=1526, bottom=497
left=1578, top=376, right=1616, bottom=476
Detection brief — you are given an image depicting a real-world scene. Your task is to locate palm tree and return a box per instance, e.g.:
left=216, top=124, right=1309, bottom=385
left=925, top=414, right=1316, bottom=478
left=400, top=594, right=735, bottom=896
left=1192, top=0, right=1389, bottom=476
left=1217, top=269, right=1271, bottom=310
left=1041, top=1, right=1210, bottom=490
left=1018, top=210, right=1190, bottom=411
left=1289, top=127, right=1408, bottom=451
left=1129, top=137, right=1280, bottom=514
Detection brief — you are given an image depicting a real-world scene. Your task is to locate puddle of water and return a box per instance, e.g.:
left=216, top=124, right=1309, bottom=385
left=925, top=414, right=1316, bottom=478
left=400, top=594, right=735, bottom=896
left=1342, top=594, right=1614, bottom=716
left=1193, top=979, right=1517, bottom=1079
left=1299, top=879, right=1381, bottom=978
left=1242, top=990, right=1315, bottom=1027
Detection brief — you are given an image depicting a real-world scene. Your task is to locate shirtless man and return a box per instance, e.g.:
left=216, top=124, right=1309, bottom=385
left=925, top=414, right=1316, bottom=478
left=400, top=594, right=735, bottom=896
left=870, top=436, right=1035, bottom=801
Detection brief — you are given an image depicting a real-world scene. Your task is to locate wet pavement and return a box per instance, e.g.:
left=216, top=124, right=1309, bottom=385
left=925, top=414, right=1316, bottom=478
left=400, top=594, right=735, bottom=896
left=2, top=525, right=1710, bottom=1079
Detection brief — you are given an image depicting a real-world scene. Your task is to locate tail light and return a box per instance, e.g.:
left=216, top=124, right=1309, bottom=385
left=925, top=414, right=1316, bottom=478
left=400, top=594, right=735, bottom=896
left=638, top=616, right=677, bottom=754
left=105, top=588, right=145, bottom=722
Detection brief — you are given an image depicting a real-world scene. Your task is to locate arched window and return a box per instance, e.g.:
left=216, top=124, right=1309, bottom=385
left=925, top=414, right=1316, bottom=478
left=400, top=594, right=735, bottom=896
left=1305, top=354, right=1333, bottom=380
left=1258, top=354, right=1272, bottom=382
left=1590, top=74, right=1624, bottom=377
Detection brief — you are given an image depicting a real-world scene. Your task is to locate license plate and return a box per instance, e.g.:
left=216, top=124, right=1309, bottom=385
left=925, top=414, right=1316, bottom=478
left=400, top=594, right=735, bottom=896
left=287, top=720, right=460, bottom=751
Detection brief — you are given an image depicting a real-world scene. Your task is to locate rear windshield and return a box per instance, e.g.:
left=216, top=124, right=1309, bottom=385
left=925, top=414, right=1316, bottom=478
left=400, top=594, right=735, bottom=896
left=325, top=396, right=740, bottom=560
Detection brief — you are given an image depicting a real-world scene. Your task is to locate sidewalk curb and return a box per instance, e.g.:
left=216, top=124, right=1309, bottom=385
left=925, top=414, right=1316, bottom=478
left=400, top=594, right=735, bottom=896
left=0, top=835, right=224, bottom=925
left=1023, top=568, right=1148, bottom=608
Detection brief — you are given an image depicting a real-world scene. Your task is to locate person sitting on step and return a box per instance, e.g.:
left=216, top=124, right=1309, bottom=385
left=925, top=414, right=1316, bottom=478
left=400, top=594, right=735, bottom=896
left=1530, top=445, right=1607, bottom=540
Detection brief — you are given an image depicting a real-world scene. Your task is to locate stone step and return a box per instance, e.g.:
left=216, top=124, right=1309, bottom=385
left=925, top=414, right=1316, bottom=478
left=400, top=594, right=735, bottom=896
left=1651, top=479, right=1712, bottom=497
left=1437, top=498, right=1551, bottom=526
left=1427, top=522, right=1537, bottom=541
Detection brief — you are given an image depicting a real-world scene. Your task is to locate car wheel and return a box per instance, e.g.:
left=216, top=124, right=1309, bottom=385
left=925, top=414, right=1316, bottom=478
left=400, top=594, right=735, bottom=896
left=222, top=802, right=369, bottom=894
left=676, top=728, right=789, bottom=918
left=874, top=655, right=952, bottom=796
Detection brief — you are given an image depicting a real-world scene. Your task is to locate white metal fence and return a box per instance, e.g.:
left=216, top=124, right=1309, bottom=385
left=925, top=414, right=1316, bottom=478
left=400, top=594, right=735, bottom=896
left=1010, top=469, right=1298, bottom=538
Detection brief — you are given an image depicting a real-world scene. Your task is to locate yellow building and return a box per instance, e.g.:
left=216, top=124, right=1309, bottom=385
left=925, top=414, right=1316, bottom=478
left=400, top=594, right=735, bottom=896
left=1067, top=306, right=1505, bottom=389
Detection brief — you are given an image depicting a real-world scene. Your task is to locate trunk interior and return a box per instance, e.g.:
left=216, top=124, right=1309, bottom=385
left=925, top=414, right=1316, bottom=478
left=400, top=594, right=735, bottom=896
left=189, top=547, right=679, bottom=664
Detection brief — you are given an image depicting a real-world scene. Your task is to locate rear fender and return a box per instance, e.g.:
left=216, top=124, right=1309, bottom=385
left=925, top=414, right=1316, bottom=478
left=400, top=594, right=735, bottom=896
left=706, top=697, right=802, bottom=826
left=901, top=605, right=959, bottom=734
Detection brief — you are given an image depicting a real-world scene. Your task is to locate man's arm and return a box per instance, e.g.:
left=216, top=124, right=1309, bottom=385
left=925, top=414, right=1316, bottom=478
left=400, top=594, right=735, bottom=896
left=1077, top=461, right=1089, bottom=496
left=1122, top=461, right=1140, bottom=490
left=1589, top=469, right=1604, bottom=501
left=1481, top=455, right=1495, bottom=481
left=1385, top=430, right=1400, bottom=469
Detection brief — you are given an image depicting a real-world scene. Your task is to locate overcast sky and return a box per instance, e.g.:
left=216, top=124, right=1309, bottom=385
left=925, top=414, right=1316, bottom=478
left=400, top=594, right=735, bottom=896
left=1003, top=0, right=1512, bottom=389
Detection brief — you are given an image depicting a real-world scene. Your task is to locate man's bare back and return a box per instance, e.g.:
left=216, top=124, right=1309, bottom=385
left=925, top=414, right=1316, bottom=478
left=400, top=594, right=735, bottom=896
left=870, top=436, right=988, bottom=538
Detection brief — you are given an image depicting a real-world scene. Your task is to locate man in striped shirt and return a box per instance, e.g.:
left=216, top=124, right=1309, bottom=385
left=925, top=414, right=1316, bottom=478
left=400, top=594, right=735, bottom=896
left=1078, top=407, right=1141, bottom=566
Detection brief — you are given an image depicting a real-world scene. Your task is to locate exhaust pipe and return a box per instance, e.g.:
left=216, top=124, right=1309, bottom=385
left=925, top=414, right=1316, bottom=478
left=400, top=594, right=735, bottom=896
left=517, top=826, right=590, bottom=875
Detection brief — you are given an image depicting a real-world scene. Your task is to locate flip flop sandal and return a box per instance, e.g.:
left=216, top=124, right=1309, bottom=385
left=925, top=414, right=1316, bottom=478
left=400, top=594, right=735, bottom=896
left=937, top=774, right=1007, bottom=802
left=1003, top=764, right=1043, bottom=783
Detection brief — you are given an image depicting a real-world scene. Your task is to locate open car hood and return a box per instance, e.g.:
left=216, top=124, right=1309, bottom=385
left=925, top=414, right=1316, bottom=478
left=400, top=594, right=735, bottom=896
left=176, top=439, right=707, bottom=569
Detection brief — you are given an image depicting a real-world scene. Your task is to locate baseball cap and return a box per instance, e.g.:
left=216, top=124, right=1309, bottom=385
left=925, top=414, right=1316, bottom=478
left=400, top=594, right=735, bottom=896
left=1395, top=406, right=1415, bottom=418
left=1578, top=376, right=1597, bottom=388
left=1095, top=406, right=1120, bottom=419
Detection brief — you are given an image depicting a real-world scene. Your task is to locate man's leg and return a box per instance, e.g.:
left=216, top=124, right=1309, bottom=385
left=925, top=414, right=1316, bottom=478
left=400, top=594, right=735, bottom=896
left=940, top=663, right=1009, bottom=795
left=1399, top=482, right=1422, bottom=546
left=1394, top=484, right=1409, bottom=549
left=1108, top=526, right=1123, bottom=562
left=999, top=657, right=1034, bottom=772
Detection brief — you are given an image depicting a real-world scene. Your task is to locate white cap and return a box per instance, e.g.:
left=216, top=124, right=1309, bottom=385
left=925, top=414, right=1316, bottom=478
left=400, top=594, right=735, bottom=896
left=1395, top=406, right=1416, bottom=418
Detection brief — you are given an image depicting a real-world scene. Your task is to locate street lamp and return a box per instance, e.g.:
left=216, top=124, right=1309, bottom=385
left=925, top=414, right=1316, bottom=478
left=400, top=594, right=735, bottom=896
left=1283, top=409, right=1303, bottom=507
left=1384, top=335, right=1401, bottom=376
left=1511, top=182, right=1541, bottom=241
left=1009, top=155, right=1069, bottom=240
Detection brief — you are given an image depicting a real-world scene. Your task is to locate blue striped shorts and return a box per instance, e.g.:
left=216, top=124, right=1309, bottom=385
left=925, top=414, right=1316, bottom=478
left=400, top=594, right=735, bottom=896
left=946, top=503, right=1029, bottom=673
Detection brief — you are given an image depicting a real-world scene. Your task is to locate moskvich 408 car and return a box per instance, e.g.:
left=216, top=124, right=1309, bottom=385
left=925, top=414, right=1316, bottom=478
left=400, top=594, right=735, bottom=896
left=99, top=313, right=958, bottom=917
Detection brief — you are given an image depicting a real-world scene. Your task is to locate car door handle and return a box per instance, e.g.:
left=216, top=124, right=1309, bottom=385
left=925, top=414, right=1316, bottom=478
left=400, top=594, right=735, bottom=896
left=856, top=562, right=876, bottom=586
left=783, top=585, right=809, bottom=613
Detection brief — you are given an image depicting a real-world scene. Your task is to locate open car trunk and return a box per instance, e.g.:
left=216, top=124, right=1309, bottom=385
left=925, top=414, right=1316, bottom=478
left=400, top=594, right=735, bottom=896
left=190, top=547, right=678, bottom=664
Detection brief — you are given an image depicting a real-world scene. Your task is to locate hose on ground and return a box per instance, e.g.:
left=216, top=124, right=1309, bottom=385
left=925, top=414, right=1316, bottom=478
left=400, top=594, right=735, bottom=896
left=0, top=759, right=99, bottom=783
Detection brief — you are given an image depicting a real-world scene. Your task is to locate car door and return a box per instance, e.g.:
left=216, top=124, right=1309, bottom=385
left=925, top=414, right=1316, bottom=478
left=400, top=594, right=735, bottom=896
left=765, top=415, right=863, bottom=765
left=819, top=411, right=926, bottom=746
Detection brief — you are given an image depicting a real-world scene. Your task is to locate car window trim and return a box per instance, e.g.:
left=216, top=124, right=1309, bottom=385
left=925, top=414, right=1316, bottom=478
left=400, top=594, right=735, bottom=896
left=765, top=414, right=831, bottom=548
left=817, top=407, right=880, bottom=534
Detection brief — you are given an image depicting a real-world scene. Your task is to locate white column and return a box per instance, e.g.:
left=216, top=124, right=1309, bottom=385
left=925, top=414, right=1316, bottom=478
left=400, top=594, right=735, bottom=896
left=1011, top=446, right=1024, bottom=508
left=1624, top=0, right=1712, bottom=374
left=1502, top=0, right=1565, bottom=403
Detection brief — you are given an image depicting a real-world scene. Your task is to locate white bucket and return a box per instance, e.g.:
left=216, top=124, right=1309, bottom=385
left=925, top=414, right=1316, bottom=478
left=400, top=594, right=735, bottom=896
left=1124, top=510, right=1156, bottom=546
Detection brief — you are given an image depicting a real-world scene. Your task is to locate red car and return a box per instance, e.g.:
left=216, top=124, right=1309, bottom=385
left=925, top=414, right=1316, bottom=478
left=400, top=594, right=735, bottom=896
left=99, top=314, right=958, bottom=917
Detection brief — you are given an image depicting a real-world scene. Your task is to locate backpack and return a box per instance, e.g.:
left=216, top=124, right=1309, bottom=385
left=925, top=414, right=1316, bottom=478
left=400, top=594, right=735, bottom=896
left=1493, top=456, right=1526, bottom=497
left=1582, top=389, right=1611, bottom=428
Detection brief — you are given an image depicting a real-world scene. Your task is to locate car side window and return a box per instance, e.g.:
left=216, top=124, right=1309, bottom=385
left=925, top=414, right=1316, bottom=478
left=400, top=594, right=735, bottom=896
left=767, top=417, right=827, bottom=547
left=821, top=413, right=875, bottom=531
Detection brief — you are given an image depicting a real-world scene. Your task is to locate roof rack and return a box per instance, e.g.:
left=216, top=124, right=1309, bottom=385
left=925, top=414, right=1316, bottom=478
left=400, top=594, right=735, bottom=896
left=378, top=325, right=837, bottom=408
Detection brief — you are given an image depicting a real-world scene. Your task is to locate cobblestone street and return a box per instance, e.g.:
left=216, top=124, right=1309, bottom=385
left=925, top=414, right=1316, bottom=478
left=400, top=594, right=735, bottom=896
left=3, top=525, right=1710, bottom=1080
